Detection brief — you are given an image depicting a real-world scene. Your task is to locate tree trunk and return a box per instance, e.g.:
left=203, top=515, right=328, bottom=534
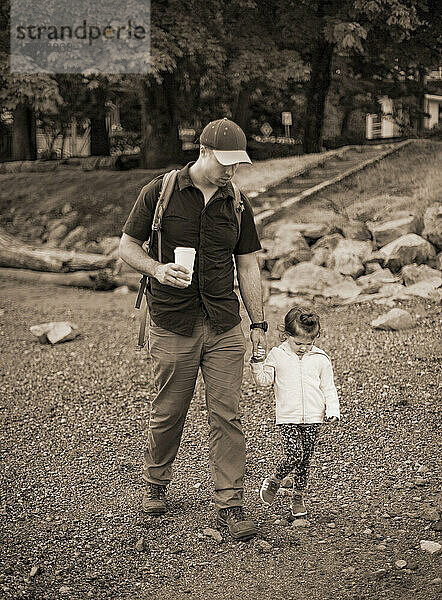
left=340, top=106, right=353, bottom=136
left=0, top=267, right=121, bottom=290
left=416, top=66, right=426, bottom=136
left=303, top=40, right=335, bottom=154
left=139, top=75, right=181, bottom=168
left=90, top=87, right=110, bottom=156
left=12, top=104, right=37, bottom=161
left=233, top=83, right=253, bottom=132
left=0, top=228, right=116, bottom=272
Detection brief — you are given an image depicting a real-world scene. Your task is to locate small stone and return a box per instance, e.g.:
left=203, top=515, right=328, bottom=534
left=363, top=528, right=373, bottom=535
left=420, top=540, right=442, bottom=554
left=202, top=527, right=222, bottom=543
left=29, top=566, right=40, bottom=578
left=326, top=522, right=336, bottom=528
left=135, top=537, right=146, bottom=552
left=417, top=465, right=429, bottom=474
left=395, top=560, right=407, bottom=569
left=257, top=540, right=272, bottom=552
left=376, top=544, right=387, bottom=550
left=113, top=285, right=130, bottom=295
left=343, top=566, right=356, bottom=574
left=59, top=587, right=71, bottom=594
left=430, top=577, right=441, bottom=585
left=193, top=483, right=202, bottom=490
left=431, top=520, right=442, bottom=532
left=291, top=519, right=310, bottom=528
left=415, top=477, right=426, bottom=486
left=279, top=518, right=289, bottom=527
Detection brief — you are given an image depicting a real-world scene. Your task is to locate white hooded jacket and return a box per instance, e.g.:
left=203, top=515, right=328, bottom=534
left=249, top=340, right=340, bottom=424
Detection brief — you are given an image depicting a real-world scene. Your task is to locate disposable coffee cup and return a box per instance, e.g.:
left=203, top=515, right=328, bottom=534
left=174, top=247, right=196, bottom=285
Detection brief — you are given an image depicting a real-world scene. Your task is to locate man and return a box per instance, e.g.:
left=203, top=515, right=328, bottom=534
left=119, top=118, right=267, bottom=540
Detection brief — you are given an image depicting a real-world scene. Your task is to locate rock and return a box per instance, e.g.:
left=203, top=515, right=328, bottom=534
left=311, top=233, right=344, bottom=251
left=369, top=216, right=421, bottom=248
left=404, top=280, right=442, bottom=300
left=422, top=203, right=442, bottom=249
left=420, top=540, right=442, bottom=554
left=269, top=252, right=312, bottom=279
left=434, top=253, right=442, bottom=270
left=62, top=211, right=79, bottom=229
left=327, top=240, right=373, bottom=278
left=59, top=587, right=71, bottom=594
left=371, top=308, right=415, bottom=331
left=395, top=560, right=407, bottom=569
left=291, top=519, right=310, bottom=527
left=61, top=203, right=72, bottom=215
left=363, top=528, right=373, bottom=535
left=264, top=221, right=332, bottom=243
left=29, top=565, right=40, bottom=577
left=266, top=293, right=299, bottom=311
left=365, top=261, right=384, bottom=274
left=310, top=246, right=330, bottom=267
left=113, top=285, right=130, bottom=295
left=202, top=527, right=222, bottom=543
left=59, top=226, right=88, bottom=250
left=415, top=476, right=426, bottom=486
left=431, top=520, right=442, bottom=532
left=339, top=219, right=371, bottom=241
left=417, top=465, right=428, bottom=473
left=379, top=234, right=436, bottom=272
left=135, top=537, right=146, bottom=552
left=46, top=223, right=68, bottom=245
left=322, top=278, right=362, bottom=303
left=401, top=264, right=442, bottom=287
left=270, top=262, right=345, bottom=296
left=420, top=506, right=440, bottom=521
left=265, top=233, right=310, bottom=262
left=356, top=268, right=399, bottom=294
left=30, top=321, right=80, bottom=344
left=430, top=577, right=442, bottom=585
left=257, top=540, right=272, bottom=552
left=326, top=522, right=336, bottom=528
left=98, top=236, right=121, bottom=256
left=376, top=282, right=410, bottom=301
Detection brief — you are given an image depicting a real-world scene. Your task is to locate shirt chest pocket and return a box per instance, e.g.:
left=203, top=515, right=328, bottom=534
left=207, top=216, right=239, bottom=251
left=162, top=214, right=199, bottom=246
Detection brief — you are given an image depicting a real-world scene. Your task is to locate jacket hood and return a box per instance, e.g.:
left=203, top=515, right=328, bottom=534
left=279, top=340, right=330, bottom=360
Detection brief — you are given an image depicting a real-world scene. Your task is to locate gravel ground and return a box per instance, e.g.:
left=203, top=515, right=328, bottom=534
left=0, top=282, right=441, bottom=600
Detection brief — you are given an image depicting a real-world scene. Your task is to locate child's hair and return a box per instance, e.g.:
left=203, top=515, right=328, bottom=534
left=278, top=306, right=321, bottom=341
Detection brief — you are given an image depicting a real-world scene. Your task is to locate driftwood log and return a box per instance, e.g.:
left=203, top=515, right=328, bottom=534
left=0, top=228, right=117, bottom=272
left=0, top=267, right=140, bottom=291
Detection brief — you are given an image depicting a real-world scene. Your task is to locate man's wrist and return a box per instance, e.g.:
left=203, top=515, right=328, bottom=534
left=250, top=321, right=268, bottom=332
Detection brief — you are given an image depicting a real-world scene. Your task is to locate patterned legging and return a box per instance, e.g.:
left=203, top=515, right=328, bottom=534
left=274, top=423, right=321, bottom=490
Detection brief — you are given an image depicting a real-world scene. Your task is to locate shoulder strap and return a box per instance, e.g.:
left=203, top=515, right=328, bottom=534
left=134, top=170, right=179, bottom=350
left=231, top=182, right=244, bottom=234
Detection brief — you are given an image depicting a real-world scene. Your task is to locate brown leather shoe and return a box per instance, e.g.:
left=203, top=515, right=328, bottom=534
left=216, top=506, right=258, bottom=540
left=142, top=483, right=167, bottom=515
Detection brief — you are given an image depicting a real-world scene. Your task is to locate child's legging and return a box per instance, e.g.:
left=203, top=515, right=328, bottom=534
left=274, top=423, right=321, bottom=490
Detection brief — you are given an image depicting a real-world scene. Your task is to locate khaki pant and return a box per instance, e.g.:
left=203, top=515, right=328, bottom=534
left=144, top=313, right=247, bottom=509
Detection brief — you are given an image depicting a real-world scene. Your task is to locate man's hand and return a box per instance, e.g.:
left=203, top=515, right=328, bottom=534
left=250, top=328, right=266, bottom=360
left=154, top=263, right=191, bottom=288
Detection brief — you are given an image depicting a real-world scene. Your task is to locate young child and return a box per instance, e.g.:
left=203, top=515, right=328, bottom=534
left=250, top=306, right=340, bottom=517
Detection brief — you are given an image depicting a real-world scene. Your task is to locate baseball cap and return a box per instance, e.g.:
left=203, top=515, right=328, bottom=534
left=200, top=118, right=252, bottom=165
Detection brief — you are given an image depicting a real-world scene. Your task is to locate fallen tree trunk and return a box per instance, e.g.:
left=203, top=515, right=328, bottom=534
left=0, top=267, right=141, bottom=291
left=0, top=267, right=120, bottom=290
left=0, top=228, right=117, bottom=272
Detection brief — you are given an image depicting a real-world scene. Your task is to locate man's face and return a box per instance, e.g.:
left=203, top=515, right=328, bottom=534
left=201, top=147, right=239, bottom=187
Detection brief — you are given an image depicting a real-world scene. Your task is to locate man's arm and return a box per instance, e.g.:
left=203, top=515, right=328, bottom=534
left=119, top=233, right=191, bottom=288
left=235, top=252, right=266, bottom=354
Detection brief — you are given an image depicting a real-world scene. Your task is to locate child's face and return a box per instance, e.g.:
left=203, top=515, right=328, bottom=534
left=287, top=332, right=317, bottom=356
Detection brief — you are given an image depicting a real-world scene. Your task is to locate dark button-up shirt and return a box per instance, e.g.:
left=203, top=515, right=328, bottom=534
left=122, top=163, right=261, bottom=336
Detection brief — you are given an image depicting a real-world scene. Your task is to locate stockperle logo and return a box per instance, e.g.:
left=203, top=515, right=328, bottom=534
left=10, top=0, right=151, bottom=74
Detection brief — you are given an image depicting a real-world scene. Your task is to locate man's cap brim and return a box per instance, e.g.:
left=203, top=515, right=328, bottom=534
left=213, top=149, right=252, bottom=165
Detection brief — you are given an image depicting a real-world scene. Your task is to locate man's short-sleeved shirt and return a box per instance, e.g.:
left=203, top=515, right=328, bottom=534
left=122, top=162, right=261, bottom=336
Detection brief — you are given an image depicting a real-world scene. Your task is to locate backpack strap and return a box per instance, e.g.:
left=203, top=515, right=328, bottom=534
left=231, top=181, right=244, bottom=235
left=135, top=169, right=179, bottom=349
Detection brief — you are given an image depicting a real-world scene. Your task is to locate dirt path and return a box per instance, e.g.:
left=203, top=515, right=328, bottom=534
left=1, top=280, right=441, bottom=600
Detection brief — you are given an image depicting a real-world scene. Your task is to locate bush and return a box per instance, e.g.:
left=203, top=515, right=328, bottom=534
left=247, top=140, right=304, bottom=161
left=323, top=132, right=367, bottom=150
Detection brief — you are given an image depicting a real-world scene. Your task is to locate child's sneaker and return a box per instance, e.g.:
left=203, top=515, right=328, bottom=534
left=279, top=475, right=293, bottom=496
left=291, top=490, right=307, bottom=517
left=260, top=475, right=281, bottom=505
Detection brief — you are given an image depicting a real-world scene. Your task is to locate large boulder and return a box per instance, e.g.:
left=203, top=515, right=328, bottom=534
left=401, top=264, right=442, bottom=287
left=369, top=216, right=421, bottom=249
left=379, top=234, right=436, bottom=272
left=422, top=203, right=442, bottom=249
left=339, top=219, right=372, bottom=241
left=356, top=268, right=400, bottom=294
left=270, top=262, right=345, bottom=296
left=327, top=239, right=373, bottom=278
left=371, top=308, right=415, bottom=331
left=59, top=226, right=88, bottom=250
left=310, top=233, right=344, bottom=266
left=263, top=221, right=332, bottom=243
left=260, top=232, right=309, bottom=261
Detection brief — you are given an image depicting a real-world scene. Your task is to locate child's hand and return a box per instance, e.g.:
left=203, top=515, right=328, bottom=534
left=326, top=416, right=339, bottom=424
left=251, top=344, right=266, bottom=362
